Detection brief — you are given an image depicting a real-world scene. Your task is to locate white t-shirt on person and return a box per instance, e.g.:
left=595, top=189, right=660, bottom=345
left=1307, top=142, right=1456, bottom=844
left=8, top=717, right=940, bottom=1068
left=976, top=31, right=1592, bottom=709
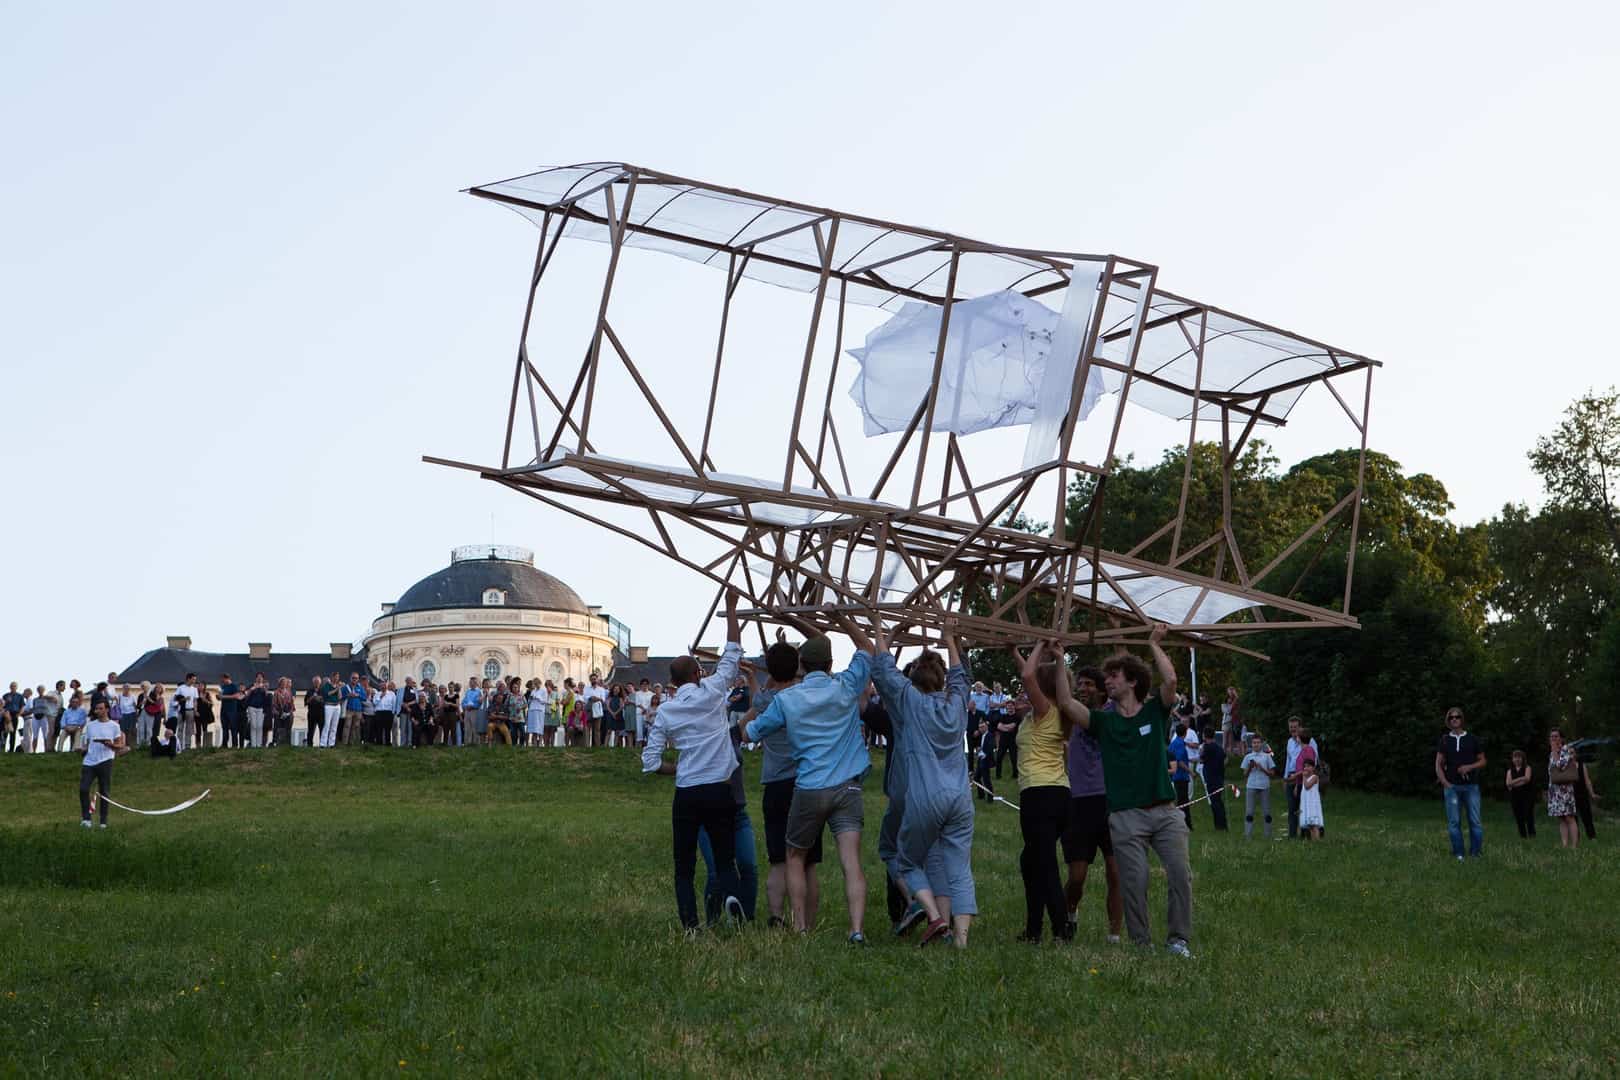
left=83, top=719, right=122, bottom=767
left=176, top=684, right=200, bottom=710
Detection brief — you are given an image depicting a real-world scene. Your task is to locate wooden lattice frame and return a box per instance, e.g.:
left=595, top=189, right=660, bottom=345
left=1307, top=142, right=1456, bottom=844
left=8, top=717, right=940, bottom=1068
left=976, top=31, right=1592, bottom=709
left=429, top=163, right=1378, bottom=659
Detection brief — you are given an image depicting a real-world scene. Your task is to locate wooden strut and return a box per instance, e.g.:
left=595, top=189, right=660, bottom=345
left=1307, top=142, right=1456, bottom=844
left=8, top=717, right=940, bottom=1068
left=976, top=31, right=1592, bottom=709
left=444, top=163, right=1380, bottom=653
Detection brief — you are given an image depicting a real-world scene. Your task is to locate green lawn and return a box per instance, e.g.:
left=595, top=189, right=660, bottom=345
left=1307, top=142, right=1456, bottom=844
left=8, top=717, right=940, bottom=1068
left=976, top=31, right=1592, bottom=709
left=1, top=747, right=1616, bottom=1077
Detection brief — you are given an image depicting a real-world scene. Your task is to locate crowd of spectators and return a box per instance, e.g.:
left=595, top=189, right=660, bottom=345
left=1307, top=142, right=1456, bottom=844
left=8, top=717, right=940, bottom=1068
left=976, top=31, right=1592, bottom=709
left=0, top=670, right=693, bottom=754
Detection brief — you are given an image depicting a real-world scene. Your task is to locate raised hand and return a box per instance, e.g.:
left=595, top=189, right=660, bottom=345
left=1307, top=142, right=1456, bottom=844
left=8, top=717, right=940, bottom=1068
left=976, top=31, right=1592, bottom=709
left=1013, top=642, right=1044, bottom=685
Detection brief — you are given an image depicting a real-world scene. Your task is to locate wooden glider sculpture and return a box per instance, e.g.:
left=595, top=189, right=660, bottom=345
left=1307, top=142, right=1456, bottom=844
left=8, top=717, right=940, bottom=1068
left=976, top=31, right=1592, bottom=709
left=429, top=163, right=1377, bottom=658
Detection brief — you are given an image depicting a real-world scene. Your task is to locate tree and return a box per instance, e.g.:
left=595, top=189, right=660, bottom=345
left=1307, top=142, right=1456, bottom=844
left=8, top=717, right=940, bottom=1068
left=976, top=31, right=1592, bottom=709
left=1486, top=502, right=1616, bottom=725
left=1529, top=387, right=1620, bottom=559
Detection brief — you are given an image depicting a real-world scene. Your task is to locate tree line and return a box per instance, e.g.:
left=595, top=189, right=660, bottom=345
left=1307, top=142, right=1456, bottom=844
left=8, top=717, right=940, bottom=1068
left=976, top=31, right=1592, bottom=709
left=969, top=388, right=1619, bottom=798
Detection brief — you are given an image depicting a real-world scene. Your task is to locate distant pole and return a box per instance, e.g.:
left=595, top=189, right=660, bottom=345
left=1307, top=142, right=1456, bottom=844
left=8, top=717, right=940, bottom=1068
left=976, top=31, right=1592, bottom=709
left=1190, top=646, right=1199, bottom=706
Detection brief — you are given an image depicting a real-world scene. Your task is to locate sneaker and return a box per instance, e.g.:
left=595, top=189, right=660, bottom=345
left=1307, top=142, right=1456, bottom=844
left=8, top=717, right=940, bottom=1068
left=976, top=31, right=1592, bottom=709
left=1456, top=855, right=1465, bottom=862
left=919, top=918, right=952, bottom=947
left=80, top=820, right=92, bottom=829
left=1167, top=939, right=1193, bottom=959
left=724, top=896, right=745, bottom=925
left=1106, top=933, right=1122, bottom=945
left=847, top=932, right=867, bottom=947
left=767, top=915, right=786, bottom=930
left=1014, top=932, right=1041, bottom=945
left=97, top=824, right=108, bottom=830
left=895, top=901, right=927, bottom=937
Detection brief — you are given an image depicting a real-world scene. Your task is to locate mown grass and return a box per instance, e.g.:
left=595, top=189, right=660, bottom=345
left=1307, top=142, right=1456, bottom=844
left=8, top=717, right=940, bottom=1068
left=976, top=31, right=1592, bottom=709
left=1, top=746, right=1616, bottom=1077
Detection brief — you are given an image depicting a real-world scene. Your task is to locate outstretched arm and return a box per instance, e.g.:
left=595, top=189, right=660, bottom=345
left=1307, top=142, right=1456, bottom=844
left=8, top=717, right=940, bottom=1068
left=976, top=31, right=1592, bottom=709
left=1147, top=623, right=1176, bottom=708
left=641, top=720, right=674, bottom=776
left=1014, top=643, right=1051, bottom=719
left=1044, top=639, right=1088, bottom=733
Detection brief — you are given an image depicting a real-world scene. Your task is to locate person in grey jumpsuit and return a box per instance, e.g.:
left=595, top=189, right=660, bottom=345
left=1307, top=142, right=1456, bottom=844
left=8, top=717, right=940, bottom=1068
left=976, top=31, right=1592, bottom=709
left=845, top=618, right=978, bottom=947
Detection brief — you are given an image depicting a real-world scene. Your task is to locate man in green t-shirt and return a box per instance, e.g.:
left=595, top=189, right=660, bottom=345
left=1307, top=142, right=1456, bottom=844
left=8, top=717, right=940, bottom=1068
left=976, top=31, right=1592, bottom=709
left=1052, top=623, right=1191, bottom=956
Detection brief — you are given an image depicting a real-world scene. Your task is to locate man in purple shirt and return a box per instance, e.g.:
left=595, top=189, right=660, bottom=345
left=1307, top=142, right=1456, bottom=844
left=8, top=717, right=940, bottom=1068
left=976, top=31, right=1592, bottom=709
left=1062, top=665, right=1122, bottom=943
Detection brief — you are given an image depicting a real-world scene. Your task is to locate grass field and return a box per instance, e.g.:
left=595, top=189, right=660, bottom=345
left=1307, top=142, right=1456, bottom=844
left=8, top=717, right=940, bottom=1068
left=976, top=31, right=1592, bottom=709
left=2, top=746, right=1616, bottom=1077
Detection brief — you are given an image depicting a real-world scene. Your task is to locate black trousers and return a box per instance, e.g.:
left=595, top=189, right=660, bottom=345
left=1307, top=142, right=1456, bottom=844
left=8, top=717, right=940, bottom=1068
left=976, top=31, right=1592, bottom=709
left=995, top=734, right=1019, bottom=780
left=371, top=711, right=394, bottom=745
left=974, top=755, right=995, bottom=800
left=1173, top=780, right=1193, bottom=829
left=1208, top=787, right=1229, bottom=830
left=672, top=782, right=741, bottom=929
left=79, top=761, right=112, bottom=823
left=1287, top=783, right=1302, bottom=837
left=1018, top=785, right=1070, bottom=940
left=1511, top=788, right=1537, bottom=838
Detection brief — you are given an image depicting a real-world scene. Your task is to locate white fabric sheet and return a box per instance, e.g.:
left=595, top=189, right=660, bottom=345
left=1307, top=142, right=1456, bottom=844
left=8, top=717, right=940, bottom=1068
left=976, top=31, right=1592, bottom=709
left=845, top=290, right=1105, bottom=441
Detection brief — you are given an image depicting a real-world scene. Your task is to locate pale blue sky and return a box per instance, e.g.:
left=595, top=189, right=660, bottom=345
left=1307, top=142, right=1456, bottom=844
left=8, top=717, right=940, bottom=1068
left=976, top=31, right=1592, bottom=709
left=4, top=1, right=1617, bottom=681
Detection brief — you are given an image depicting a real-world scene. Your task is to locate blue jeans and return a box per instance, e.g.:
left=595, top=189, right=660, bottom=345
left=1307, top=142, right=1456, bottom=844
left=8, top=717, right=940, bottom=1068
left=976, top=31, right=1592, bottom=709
left=699, top=806, right=758, bottom=921
left=1444, top=783, right=1483, bottom=856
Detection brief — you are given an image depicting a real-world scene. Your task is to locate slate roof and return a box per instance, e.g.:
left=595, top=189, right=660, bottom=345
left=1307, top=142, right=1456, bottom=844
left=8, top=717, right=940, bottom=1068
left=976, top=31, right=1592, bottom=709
left=393, top=554, right=589, bottom=616
left=115, top=647, right=371, bottom=688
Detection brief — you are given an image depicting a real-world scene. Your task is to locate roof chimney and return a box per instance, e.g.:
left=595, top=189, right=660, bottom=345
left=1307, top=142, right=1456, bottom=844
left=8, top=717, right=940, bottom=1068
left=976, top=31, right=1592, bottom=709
left=630, top=645, right=649, bottom=663
left=248, top=642, right=271, bottom=661
left=330, top=642, right=353, bottom=661
left=166, top=635, right=192, bottom=651
left=380, top=603, right=395, bottom=615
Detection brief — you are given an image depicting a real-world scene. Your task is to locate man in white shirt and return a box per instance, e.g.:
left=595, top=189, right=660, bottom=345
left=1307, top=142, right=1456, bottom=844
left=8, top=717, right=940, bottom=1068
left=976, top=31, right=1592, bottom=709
left=585, top=674, right=609, bottom=747
left=115, top=684, right=139, bottom=746
left=1184, top=722, right=1204, bottom=797
left=175, top=673, right=201, bottom=751
left=641, top=591, right=746, bottom=930
left=79, top=702, right=126, bottom=828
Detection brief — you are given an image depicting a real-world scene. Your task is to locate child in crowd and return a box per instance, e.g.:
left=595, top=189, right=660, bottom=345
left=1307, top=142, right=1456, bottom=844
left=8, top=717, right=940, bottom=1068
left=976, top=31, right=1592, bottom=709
left=1298, top=759, right=1324, bottom=839
left=1240, top=734, right=1276, bottom=839
left=1506, top=749, right=1536, bottom=839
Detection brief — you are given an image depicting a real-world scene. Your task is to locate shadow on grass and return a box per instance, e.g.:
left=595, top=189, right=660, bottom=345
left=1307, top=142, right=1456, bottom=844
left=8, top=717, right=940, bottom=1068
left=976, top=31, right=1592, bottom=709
left=0, top=827, right=240, bottom=891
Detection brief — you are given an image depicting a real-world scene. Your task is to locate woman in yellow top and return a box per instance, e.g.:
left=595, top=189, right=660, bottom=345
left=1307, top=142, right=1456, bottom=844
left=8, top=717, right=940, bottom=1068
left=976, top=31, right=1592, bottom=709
left=1013, top=642, right=1075, bottom=942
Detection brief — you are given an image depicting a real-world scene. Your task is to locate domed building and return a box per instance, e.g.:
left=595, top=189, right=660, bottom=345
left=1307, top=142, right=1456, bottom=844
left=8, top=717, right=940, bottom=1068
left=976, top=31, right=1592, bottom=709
left=364, top=545, right=623, bottom=689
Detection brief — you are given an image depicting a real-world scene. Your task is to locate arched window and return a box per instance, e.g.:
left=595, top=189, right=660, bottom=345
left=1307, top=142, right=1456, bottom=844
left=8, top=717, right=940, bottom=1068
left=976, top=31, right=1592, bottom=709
left=483, top=589, right=506, bottom=606
left=420, top=660, right=437, bottom=683
left=547, top=661, right=565, bottom=683
left=378, top=664, right=391, bottom=680
left=483, top=658, right=502, bottom=681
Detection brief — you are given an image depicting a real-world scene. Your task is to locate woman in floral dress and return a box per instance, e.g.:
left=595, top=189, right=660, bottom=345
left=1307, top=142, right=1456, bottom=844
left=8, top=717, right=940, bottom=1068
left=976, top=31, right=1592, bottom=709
left=1547, top=727, right=1580, bottom=849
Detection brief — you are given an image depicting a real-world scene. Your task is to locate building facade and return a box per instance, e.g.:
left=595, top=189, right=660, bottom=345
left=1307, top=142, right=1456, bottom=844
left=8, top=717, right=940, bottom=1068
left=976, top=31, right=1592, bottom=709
left=361, top=544, right=619, bottom=689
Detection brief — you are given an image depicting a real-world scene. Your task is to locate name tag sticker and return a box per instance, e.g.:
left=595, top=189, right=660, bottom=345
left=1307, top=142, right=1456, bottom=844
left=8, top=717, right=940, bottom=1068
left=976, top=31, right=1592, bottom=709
left=1139, top=724, right=1152, bottom=737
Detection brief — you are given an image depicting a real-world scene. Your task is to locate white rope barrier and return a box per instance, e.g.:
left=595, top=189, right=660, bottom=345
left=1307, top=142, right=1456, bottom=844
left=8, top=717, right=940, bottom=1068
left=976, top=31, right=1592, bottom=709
left=90, top=789, right=212, bottom=817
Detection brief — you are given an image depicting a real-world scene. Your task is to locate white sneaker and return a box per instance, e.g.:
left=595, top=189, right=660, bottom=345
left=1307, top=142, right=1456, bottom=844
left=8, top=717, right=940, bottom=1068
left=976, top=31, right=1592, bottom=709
left=724, top=895, right=745, bottom=925
left=1106, top=934, right=1122, bottom=945
left=80, top=820, right=92, bottom=829
left=1167, top=939, right=1193, bottom=959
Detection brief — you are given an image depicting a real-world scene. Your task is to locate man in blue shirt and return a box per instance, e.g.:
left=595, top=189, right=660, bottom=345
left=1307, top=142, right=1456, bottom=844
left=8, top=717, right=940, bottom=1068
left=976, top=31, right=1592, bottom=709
left=458, top=681, right=483, bottom=748
left=745, top=634, right=872, bottom=944
left=218, top=673, right=242, bottom=748
left=342, top=673, right=367, bottom=745
left=1169, top=724, right=1193, bottom=829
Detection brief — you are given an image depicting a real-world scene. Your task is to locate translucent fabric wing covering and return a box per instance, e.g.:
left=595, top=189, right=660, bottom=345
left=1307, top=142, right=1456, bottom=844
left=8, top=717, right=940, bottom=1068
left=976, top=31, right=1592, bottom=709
left=437, top=162, right=1381, bottom=656
left=845, top=290, right=1106, bottom=438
